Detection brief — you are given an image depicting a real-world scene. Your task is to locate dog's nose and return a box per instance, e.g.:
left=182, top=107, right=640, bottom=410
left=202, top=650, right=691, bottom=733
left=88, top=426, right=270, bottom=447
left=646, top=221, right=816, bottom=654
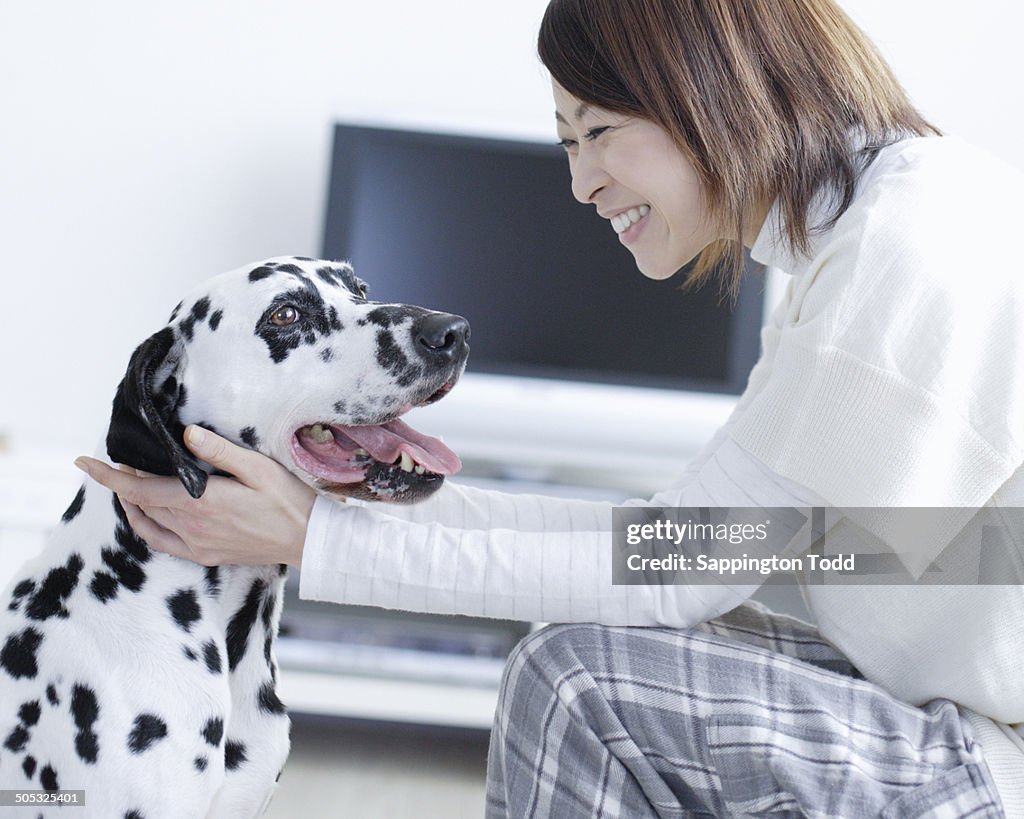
left=414, top=313, right=470, bottom=361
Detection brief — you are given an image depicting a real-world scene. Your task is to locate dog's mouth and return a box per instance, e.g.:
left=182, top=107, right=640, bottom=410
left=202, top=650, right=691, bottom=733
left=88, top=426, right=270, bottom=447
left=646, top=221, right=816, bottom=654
left=289, top=382, right=461, bottom=503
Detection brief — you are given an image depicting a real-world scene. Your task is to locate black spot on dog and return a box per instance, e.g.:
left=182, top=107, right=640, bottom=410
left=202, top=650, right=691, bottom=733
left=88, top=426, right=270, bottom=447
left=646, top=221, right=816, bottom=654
left=202, top=640, right=222, bottom=674
left=209, top=309, right=223, bottom=331
left=89, top=571, right=119, bottom=603
left=224, top=740, right=247, bottom=770
left=264, top=635, right=275, bottom=682
left=61, top=485, right=86, bottom=524
left=320, top=347, right=334, bottom=363
left=4, top=724, right=29, bottom=752
left=71, top=684, right=100, bottom=764
left=39, top=764, right=59, bottom=791
left=272, top=263, right=305, bottom=276
left=315, top=265, right=344, bottom=287
left=191, top=297, right=211, bottom=322
left=360, top=305, right=408, bottom=328
left=194, top=756, right=208, bottom=772
left=46, top=684, right=59, bottom=707
left=112, top=495, right=151, bottom=564
left=22, top=755, right=37, bottom=779
left=316, top=264, right=366, bottom=299
left=332, top=399, right=347, bottom=415
left=257, top=681, right=286, bottom=715
left=183, top=646, right=198, bottom=661
left=226, top=579, right=266, bottom=671
left=204, top=566, right=221, bottom=597
left=255, top=285, right=339, bottom=364
left=260, top=592, right=277, bottom=630
left=125, top=811, right=145, bottom=819
left=240, top=427, right=260, bottom=448
left=178, top=297, right=212, bottom=341
left=328, top=306, right=343, bottom=332
left=179, top=316, right=197, bottom=341
left=167, top=589, right=201, bottom=632
left=19, top=701, right=41, bottom=726
left=375, top=329, right=423, bottom=387
left=202, top=716, right=224, bottom=747
left=100, top=546, right=146, bottom=594
left=248, top=265, right=275, bottom=282
left=1, top=628, right=44, bottom=679
left=128, top=714, right=168, bottom=753
left=8, top=579, right=35, bottom=612
left=169, top=301, right=184, bottom=322
left=26, top=554, right=84, bottom=621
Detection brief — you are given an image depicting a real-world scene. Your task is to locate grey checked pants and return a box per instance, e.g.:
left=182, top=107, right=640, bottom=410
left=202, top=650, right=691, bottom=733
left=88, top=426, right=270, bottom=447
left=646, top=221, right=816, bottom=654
left=485, top=601, right=1003, bottom=818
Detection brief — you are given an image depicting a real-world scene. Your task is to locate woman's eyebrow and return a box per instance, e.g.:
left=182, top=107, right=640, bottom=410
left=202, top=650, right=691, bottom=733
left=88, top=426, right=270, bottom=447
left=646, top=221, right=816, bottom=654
left=555, top=103, right=591, bottom=125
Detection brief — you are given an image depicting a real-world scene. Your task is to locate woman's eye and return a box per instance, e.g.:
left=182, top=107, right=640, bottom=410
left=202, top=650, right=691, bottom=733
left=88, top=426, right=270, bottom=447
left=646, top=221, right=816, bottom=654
left=584, top=126, right=610, bottom=141
left=270, top=305, right=300, bottom=326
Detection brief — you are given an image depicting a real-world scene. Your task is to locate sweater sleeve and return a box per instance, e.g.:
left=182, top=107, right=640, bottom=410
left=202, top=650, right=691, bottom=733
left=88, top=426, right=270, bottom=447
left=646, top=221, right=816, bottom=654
left=298, top=437, right=827, bottom=626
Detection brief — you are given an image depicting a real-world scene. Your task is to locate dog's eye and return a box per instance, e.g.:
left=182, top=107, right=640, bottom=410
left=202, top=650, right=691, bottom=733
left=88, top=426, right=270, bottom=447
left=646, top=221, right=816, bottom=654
left=270, top=305, right=300, bottom=326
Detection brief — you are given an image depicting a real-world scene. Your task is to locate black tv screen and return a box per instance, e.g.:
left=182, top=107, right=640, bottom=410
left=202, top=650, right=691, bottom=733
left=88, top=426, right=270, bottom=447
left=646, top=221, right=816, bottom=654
left=322, top=123, right=763, bottom=394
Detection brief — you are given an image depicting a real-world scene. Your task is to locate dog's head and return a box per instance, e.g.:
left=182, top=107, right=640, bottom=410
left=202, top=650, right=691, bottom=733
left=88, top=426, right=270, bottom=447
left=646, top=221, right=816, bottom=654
left=107, top=257, right=469, bottom=504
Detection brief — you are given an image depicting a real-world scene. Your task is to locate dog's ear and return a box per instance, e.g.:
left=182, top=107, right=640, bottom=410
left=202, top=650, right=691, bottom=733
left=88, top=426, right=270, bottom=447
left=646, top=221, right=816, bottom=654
left=106, top=327, right=208, bottom=499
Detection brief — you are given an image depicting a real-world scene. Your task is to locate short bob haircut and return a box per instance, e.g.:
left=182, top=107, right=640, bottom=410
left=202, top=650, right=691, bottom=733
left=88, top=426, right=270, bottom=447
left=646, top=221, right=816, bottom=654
left=538, top=0, right=940, bottom=290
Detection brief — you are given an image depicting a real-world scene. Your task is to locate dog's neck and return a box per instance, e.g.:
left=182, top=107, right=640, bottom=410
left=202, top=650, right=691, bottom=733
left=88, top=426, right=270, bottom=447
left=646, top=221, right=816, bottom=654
left=35, top=474, right=284, bottom=620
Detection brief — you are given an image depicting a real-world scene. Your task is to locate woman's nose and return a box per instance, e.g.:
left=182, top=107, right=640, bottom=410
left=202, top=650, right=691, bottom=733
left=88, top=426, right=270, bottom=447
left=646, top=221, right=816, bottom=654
left=570, top=150, right=608, bottom=204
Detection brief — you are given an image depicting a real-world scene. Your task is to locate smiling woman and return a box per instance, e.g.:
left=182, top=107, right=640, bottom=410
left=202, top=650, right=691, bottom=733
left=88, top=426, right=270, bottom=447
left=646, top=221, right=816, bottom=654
left=540, top=0, right=939, bottom=288
left=552, top=83, right=718, bottom=280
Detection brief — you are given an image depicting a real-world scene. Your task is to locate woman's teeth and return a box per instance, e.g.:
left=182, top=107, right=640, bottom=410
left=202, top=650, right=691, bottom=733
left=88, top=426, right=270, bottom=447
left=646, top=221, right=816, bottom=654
left=610, top=205, right=650, bottom=234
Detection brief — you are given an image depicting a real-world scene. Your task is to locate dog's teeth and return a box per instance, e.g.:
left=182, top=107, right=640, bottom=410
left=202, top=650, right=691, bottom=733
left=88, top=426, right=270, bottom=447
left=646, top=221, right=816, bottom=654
left=414, top=465, right=426, bottom=475
left=355, top=448, right=369, bottom=457
left=304, top=424, right=334, bottom=444
left=400, top=451, right=414, bottom=472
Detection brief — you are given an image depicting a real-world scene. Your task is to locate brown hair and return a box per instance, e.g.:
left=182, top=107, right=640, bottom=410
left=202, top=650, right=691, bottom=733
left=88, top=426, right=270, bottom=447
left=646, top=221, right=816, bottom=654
left=538, top=0, right=940, bottom=289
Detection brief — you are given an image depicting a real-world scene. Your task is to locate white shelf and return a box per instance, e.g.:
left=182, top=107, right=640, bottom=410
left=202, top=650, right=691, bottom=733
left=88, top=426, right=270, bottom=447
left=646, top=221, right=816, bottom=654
left=277, top=668, right=499, bottom=730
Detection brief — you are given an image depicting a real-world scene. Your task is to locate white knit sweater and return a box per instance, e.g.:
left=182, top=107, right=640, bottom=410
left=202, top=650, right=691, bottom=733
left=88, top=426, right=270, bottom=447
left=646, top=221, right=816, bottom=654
left=301, top=135, right=1024, bottom=813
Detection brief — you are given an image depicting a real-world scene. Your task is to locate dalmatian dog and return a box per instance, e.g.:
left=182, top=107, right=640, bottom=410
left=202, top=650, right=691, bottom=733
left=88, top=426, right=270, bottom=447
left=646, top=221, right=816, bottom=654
left=0, top=257, right=469, bottom=818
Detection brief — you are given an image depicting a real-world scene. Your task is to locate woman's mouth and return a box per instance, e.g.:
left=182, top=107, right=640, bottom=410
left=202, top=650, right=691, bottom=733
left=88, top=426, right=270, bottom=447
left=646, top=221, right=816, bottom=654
left=610, top=205, right=651, bottom=246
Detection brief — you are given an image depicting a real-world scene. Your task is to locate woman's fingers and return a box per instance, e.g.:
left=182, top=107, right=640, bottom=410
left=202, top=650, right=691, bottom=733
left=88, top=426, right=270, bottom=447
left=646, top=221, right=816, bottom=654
left=73, top=456, right=194, bottom=509
left=73, top=429, right=315, bottom=567
left=183, top=425, right=275, bottom=488
left=119, top=497, right=198, bottom=562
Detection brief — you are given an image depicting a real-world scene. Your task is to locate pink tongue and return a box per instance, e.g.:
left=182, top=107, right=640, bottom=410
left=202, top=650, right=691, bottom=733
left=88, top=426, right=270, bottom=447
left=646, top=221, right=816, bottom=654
left=335, top=419, right=461, bottom=475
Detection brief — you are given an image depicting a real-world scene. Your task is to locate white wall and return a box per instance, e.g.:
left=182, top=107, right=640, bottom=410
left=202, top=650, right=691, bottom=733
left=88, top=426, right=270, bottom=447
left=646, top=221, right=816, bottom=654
left=1, top=0, right=1021, bottom=456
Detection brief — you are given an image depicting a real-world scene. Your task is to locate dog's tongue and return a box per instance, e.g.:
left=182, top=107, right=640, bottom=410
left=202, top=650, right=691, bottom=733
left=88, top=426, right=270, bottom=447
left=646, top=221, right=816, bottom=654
left=336, top=418, right=461, bottom=475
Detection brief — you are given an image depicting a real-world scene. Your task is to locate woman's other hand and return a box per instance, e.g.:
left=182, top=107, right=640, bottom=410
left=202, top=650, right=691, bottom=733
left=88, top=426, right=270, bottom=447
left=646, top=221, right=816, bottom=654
left=74, top=425, right=317, bottom=568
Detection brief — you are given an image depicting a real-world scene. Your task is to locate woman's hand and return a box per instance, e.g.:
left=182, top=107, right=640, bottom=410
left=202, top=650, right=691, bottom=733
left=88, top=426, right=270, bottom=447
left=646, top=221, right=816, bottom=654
left=74, top=425, right=317, bottom=568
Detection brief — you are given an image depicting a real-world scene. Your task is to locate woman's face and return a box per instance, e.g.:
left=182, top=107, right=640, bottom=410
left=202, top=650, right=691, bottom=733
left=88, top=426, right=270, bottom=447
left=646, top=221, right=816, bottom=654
left=553, top=82, right=718, bottom=280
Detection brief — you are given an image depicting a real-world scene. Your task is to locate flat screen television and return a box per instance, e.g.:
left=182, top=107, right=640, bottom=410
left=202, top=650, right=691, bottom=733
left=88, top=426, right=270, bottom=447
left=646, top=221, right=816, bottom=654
left=321, top=123, right=768, bottom=487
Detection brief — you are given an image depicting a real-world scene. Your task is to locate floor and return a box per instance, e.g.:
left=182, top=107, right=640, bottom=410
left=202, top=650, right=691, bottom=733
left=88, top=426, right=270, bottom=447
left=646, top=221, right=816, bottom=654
left=265, top=716, right=490, bottom=819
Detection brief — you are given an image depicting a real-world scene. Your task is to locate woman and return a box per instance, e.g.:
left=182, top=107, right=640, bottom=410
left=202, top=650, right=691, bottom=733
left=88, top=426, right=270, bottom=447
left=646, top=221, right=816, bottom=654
left=78, top=0, right=1021, bottom=815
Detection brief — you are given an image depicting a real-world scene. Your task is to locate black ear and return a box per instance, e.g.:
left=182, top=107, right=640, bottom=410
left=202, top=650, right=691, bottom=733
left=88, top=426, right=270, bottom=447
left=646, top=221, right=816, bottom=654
left=106, top=326, right=208, bottom=499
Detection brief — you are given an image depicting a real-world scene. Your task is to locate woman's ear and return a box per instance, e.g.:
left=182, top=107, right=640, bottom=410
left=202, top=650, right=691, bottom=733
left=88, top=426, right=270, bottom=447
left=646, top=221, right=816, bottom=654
left=106, top=326, right=208, bottom=499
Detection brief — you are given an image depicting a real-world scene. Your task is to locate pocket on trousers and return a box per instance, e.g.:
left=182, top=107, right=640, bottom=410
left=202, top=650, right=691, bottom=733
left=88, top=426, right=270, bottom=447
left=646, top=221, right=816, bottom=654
left=707, top=712, right=938, bottom=818
left=879, top=763, right=1004, bottom=819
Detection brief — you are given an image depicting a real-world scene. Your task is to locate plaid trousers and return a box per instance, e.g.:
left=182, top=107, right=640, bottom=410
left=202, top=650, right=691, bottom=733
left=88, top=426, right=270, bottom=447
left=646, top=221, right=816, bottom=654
left=485, top=601, right=1003, bottom=818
